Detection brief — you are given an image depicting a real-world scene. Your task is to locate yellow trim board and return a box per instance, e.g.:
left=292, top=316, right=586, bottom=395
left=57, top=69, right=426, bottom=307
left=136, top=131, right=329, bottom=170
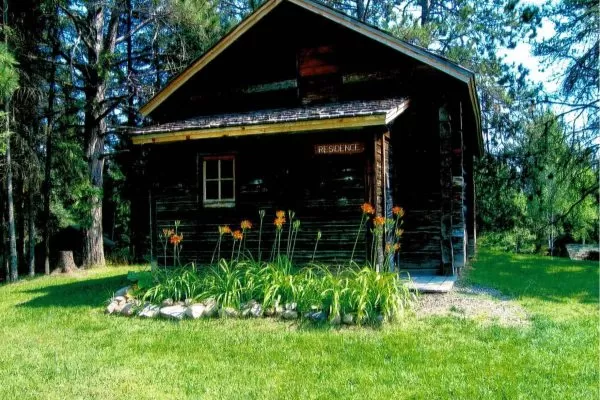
left=131, top=115, right=385, bottom=145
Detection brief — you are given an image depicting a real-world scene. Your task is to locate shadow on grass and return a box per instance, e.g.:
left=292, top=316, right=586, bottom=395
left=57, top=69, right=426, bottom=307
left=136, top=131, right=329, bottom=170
left=466, top=250, right=599, bottom=304
left=17, top=274, right=129, bottom=309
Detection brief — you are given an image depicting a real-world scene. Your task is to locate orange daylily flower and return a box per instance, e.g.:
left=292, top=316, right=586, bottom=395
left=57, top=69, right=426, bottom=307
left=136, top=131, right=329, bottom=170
left=241, top=220, right=253, bottom=230
left=361, top=203, right=375, bottom=215
left=276, top=210, right=285, bottom=218
left=219, top=225, right=231, bottom=235
left=170, top=234, right=183, bottom=245
left=392, top=206, right=405, bottom=217
left=373, top=216, right=385, bottom=227
left=386, top=243, right=401, bottom=253
left=274, top=217, right=286, bottom=229
left=232, top=230, right=243, bottom=241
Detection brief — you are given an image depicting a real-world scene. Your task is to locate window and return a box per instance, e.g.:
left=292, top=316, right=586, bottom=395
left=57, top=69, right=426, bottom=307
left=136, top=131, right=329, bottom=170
left=203, top=156, right=235, bottom=207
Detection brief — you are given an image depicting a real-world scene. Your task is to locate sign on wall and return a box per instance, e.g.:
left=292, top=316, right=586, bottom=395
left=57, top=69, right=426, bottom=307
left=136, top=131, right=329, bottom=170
left=314, top=142, right=365, bottom=155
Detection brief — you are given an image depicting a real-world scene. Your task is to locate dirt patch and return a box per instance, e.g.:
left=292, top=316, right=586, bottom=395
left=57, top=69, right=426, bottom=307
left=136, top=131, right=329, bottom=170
left=415, top=282, right=530, bottom=327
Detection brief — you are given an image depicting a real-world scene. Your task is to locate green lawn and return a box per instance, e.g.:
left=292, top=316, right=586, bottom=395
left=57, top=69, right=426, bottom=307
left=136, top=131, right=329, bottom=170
left=1, top=250, right=598, bottom=399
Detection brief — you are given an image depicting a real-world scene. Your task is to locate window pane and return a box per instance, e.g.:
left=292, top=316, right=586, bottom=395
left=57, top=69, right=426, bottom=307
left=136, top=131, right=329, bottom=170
left=221, top=159, right=234, bottom=178
left=205, top=160, right=218, bottom=179
left=205, top=181, right=219, bottom=200
left=221, top=180, right=234, bottom=199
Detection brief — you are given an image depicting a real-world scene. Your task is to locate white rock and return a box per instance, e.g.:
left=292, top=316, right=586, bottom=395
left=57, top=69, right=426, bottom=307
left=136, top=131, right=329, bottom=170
left=114, top=296, right=126, bottom=305
left=114, top=286, right=130, bottom=297
left=184, top=298, right=193, bottom=306
left=159, top=305, right=186, bottom=320
left=281, top=310, right=298, bottom=320
left=138, top=304, right=160, bottom=318
left=161, top=298, right=174, bottom=307
left=250, top=303, right=263, bottom=318
left=284, top=302, right=297, bottom=311
left=185, top=304, right=206, bottom=319
left=105, top=301, right=118, bottom=314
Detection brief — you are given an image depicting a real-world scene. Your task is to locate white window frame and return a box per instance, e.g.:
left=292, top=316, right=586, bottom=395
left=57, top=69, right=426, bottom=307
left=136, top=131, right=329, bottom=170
left=203, top=155, right=235, bottom=208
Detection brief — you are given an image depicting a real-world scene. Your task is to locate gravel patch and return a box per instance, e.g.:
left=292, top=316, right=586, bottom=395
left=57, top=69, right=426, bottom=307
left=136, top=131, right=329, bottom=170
left=415, top=281, right=530, bottom=327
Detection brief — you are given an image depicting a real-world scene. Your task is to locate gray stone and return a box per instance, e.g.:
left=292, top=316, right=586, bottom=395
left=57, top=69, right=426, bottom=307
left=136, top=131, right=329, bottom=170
left=138, top=304, right=160, bottom=318
left=249, top=303, right=263, bottom=318
left=203, top=299, right=218, bottom=317
left=114, top=286, right=130, bottom=297
left=159, top=305, right=186, bottom=320
left=121, top=303, right=136, bottom=317
left=184, top=298, right=193, bottom=306
left=281, top=310, right=298, bottom=320
left=274, top=305, right=284, bottom=316
left=161, top=298, right=174, bottom=307
left=330, top=314, right=341, bottom=325
left=185, top=304, right=206, bottom=319
left=305, top=311, right=327, bottom=322
left=284, top=302, right=297, bottom=311
left=219, top=307, right=239, bottom=318
left=342, top=313, right=355, bottom=325
left=263, top=307, right=275, bottom=317
left=114, top=296, right=126, bottom=305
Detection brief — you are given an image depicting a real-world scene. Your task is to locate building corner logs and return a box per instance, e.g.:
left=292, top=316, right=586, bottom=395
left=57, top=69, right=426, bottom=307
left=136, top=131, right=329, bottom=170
left=438, top=104, right=454, bottom=275
left=451, top=102, right=467, bottom=273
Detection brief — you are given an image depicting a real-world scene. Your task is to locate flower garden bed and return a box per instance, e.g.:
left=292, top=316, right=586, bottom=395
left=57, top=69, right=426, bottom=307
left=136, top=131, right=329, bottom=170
left=105, top=259, right=414, bottom=325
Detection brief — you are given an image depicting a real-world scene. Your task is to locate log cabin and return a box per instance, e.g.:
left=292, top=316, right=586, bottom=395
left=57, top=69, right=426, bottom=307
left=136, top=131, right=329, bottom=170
left=128, top=0, right=483, bottom=276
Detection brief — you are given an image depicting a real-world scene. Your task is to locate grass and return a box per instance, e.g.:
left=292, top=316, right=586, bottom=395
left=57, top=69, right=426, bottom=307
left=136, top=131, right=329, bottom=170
left=0, top=249, right=598, bottom=399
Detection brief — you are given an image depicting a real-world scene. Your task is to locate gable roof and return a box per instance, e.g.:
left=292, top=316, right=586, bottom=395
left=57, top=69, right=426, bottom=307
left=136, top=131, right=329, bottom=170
left=138, top=0, right=482, bottom=153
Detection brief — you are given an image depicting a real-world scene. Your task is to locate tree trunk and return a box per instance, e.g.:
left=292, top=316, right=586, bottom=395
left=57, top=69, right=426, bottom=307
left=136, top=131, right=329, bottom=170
left=6, top=109, right=18, bottom=282
left=43, top=6, right=59, bottom=276
left=52, top=251, right=78, bottom=274
left=28, top=188, right=35, bottom=276
left=420, top=0, right=430, bottom=26
left=81, top=5, right=119, bottom=268
left=17, top=181, right=25, bottom=271
left=83, top=119, right=106, bottom=268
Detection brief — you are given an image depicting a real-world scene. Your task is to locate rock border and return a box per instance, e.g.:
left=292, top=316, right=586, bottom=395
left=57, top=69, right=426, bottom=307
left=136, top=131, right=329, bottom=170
left=105, top=286, right=368, bottom=325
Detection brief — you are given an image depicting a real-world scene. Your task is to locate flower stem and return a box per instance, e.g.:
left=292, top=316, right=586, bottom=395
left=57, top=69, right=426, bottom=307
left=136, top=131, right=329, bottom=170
left=350, top=214, right=367, bottom=265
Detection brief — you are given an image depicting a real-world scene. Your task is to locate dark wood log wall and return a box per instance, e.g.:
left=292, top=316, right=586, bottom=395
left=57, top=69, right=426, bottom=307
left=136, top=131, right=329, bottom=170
left=391, top=101, right=443, bottom=274
left=143, top=131, right=377, bottom=266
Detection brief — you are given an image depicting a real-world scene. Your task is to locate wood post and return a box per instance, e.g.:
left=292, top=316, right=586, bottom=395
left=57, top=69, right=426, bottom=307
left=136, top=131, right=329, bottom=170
left=439, top=104, right=454, bottom=275
left=373, top=130, right=385, bottom=272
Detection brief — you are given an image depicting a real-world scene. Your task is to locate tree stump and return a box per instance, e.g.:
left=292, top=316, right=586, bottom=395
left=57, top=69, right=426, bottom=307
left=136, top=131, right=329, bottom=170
left=51, top=251, right=79, bottom=275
